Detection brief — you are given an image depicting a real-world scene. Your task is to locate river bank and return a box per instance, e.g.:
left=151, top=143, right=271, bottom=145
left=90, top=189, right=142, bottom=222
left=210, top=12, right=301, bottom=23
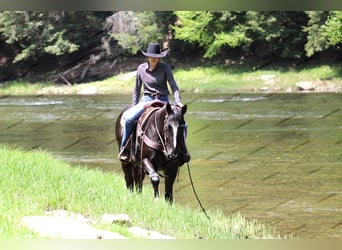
left=0, top=145, right=285, bottom=239
left=0, top=63, right=341, bottom=96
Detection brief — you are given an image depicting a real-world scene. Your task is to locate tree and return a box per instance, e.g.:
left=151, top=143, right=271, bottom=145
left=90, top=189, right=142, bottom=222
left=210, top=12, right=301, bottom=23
left=105, top=11, right=170, bottom=55
left=0, top=11, right=105, bottom=62
left=323, top=11, right=342, bottom=46
left=303, top=11, right=330, bottom=57
left=302, top=11, right=342, bottom=57
left=173, top=11, right=309, bottom=60
left=172, top=11, right=215, bottom=49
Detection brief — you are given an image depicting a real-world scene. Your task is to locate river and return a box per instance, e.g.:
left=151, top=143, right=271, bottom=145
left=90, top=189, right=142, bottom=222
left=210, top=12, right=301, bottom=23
left=0, top=93, right=341, bottom=239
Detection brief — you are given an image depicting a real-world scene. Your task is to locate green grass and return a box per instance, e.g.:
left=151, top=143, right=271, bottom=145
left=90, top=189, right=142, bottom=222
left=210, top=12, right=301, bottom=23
left=0, top=81, right=53, bottom=95
left=1, top=63, right=341, bottom=96
left=174, top=64, right=342, bottom=93
left=0, top=145, right=286, bottom=239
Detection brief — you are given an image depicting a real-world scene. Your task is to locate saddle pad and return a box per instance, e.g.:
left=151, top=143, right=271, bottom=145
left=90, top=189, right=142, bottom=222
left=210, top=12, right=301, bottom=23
left=138, top=106, right=161, bottom=129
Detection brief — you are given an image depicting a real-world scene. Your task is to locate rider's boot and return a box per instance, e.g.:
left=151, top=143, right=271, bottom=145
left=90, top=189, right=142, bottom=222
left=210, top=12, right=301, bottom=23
left=118, top=147, right=129, bottom=161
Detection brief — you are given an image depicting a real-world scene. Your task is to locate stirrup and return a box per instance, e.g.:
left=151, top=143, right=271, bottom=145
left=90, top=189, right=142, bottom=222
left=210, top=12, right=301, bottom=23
left=118, top=149, right=129, bottom=161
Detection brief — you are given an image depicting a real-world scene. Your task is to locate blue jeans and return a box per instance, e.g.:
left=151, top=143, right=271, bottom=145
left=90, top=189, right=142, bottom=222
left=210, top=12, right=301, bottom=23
left=120, top=95, right=169, bottom=150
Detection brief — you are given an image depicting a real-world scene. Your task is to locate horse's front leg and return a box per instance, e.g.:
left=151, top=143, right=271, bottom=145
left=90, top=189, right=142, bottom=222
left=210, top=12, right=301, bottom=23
left=164, top=167, right=178, bottom=204
left=142, top=158, right=160, bottom=199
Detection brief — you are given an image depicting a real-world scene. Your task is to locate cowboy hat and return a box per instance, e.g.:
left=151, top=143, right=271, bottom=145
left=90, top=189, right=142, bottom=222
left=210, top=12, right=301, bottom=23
left=141, top=43, right=168, bottom=58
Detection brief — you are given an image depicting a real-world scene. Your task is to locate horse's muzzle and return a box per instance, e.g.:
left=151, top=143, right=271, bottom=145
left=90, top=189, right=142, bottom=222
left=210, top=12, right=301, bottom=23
left=183, top=152, right=191, bottom=163
left=167, top=153, right=178, bottom=161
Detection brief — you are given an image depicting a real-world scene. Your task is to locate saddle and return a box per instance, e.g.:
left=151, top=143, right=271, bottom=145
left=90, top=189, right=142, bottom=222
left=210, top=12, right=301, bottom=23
left=122, top=101, right=165, bottom=163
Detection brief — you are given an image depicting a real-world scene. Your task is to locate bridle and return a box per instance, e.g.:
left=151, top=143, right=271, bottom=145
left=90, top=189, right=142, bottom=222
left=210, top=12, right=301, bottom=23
left=140, top=104, right=184, bottom=160
left=160, top=109, right=182, bottom=160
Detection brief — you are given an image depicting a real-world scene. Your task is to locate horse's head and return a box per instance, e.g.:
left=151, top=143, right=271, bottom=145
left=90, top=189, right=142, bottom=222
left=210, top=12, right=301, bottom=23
left=163, top=103, right=188, bottom=160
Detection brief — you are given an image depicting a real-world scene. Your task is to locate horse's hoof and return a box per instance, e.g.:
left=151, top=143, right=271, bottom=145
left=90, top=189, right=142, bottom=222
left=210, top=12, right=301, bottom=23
left=154, top=197, right=160, bottom=202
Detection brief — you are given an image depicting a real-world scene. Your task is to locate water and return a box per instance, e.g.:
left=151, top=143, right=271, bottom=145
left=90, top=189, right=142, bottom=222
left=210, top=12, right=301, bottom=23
left=0, top=93, right=341, bottom=238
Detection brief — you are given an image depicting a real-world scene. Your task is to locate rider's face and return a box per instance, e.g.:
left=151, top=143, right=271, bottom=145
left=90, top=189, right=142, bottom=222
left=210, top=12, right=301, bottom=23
left=148, top=57, right=160, bottom=69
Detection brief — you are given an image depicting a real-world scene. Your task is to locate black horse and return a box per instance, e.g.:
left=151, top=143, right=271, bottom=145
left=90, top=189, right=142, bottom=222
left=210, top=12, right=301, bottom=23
left=115, top=101, right=190, bottom=203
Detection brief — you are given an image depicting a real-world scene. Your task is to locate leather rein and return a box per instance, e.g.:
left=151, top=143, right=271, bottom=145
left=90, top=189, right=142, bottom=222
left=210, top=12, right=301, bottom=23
left=138, top=107, right=167, bottom=153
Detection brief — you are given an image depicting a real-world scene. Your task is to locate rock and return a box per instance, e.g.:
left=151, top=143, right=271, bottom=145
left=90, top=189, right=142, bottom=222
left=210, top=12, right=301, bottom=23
left=296, top=81, right=315, bottom=91
left=45, top=209, right=94, bottom=224
left=77, top=86, right=98, bottom=95
left=128, top=226, right=175, bottom=239
left=100, top=213, right=131, bottom=225
left=20, top=210, right=175, bottom=239
left=21, top=216, right=127, bottom=239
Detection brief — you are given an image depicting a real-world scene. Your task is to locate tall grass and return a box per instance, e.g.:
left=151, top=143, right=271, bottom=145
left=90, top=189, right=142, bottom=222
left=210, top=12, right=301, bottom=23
left=1, top=64, right=340, bottom=96
left=174, top=64, right=342, bottom=93
left=0, top=145, right=285, bottom=239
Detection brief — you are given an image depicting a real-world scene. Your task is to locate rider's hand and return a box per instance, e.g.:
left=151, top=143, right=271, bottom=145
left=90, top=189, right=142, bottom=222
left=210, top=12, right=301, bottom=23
left=176, top=102, right=184, bottom=107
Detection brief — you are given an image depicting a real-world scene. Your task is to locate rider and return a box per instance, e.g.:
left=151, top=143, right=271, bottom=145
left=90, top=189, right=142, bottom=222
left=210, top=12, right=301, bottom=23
left=119, top=42, right=184, bottom=161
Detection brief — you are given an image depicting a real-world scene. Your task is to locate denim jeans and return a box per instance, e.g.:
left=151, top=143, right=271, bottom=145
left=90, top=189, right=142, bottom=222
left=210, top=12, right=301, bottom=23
left=120, top=95, right=169, bottom=150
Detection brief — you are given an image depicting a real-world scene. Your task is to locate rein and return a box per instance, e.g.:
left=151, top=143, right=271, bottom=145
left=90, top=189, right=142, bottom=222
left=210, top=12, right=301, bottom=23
left=155, top=112, right=168, bottom=155
left=187, top=162, right=211, bottom=220
left=139, top=108, right=165, bottom=152
left=138, top=107, right=167, bottom=160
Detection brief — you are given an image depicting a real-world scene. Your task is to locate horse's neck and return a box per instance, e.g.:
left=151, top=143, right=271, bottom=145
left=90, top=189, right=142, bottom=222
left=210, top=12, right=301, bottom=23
left=147, top=106, right=166, bottom=137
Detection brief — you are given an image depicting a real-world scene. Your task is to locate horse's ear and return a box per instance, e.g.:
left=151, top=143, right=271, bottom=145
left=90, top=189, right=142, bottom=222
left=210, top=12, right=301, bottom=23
left=182, top=104, right=187, bottom=115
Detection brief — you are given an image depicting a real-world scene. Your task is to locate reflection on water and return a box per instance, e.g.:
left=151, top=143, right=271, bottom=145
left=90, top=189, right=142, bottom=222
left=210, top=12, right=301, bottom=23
left=0, top=93, right=341, bottom=239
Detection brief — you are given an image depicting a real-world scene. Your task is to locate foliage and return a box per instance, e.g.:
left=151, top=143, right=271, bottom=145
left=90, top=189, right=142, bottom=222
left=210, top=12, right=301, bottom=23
left=43, top=30, right=79, bottom=56
left=0, top=11, right=104, bottom=62
left=173, top=11, right=311, bottom=59
left=244, top=11, right=308, bottom=59
left=303, top=11, right=330, bottom=57
left=105, top=11, right=170, bottom=54
left=173, top=11, right=215, bottom=48
left=323, top=11, right=342, bottom=46
left=0, top=11, right=340, bottom=82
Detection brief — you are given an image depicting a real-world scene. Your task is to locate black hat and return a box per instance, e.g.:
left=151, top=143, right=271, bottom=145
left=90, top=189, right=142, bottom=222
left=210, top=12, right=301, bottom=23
left=141, top=43, right=168, bottom=58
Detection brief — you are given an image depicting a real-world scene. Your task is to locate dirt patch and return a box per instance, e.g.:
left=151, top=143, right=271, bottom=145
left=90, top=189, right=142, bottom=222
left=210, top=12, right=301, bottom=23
left=21, top=216, right=127, bottom=239
left=21, top=210, right=175, bottom=239
left=296, top=80, right=340, bottom=92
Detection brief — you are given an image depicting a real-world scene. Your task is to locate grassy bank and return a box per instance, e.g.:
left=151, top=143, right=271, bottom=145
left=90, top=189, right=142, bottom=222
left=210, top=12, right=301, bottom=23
left=0, top=145, right=286, bottom=239
left=175, top=63, right=341, bottom=93
left=0, top=63, right=341, bottom=95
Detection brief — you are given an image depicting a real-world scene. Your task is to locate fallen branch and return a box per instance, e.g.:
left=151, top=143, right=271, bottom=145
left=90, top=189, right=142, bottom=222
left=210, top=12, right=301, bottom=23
left=58, top=73, right=73, bottom=86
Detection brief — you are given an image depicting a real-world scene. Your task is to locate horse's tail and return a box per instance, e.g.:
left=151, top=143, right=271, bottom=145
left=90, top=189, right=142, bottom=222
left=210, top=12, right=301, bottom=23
left=115, top=111, right=123, bottom=148
left=115, top=106, right=131, bottom=148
